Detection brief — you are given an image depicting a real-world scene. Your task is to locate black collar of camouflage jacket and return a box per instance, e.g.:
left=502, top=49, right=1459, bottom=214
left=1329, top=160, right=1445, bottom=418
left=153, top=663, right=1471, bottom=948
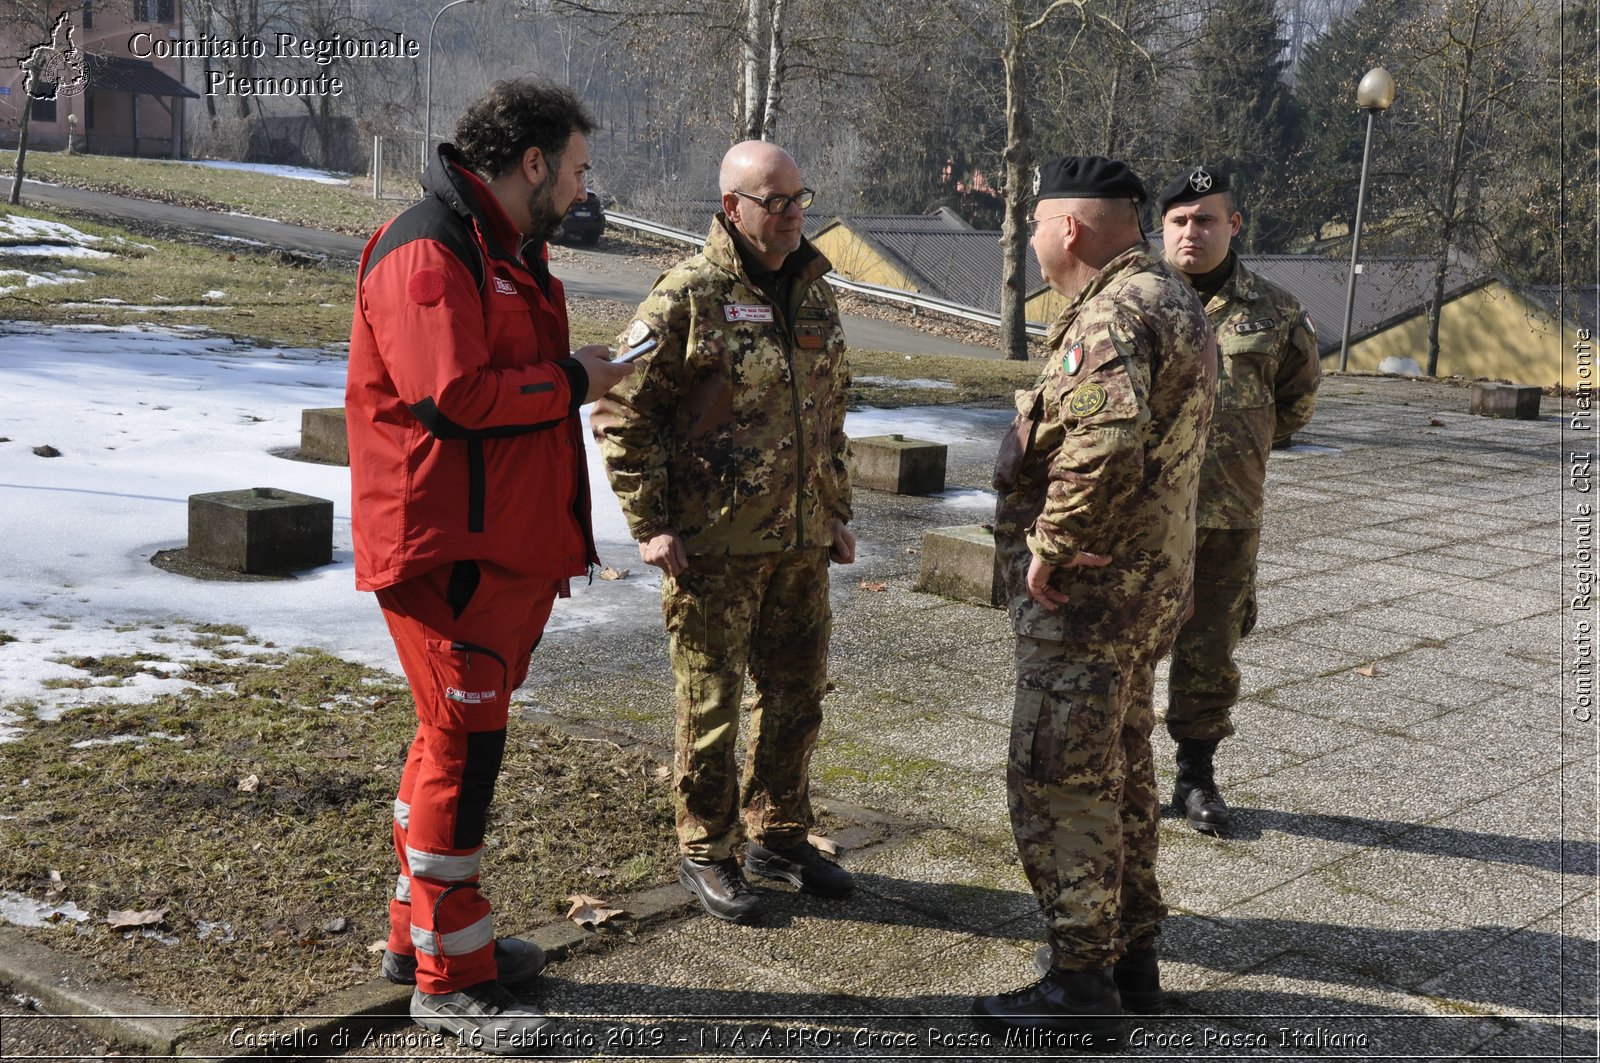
left=1044, top=241, right=1164, bottom=350
left=1188, top=249, right=1237, bottom=305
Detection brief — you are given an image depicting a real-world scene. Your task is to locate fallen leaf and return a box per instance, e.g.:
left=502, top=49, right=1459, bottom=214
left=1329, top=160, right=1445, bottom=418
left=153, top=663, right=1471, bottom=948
left=106, top=908, right=167, bottom=930
left=1355, top=662, right=1383, bottom=678
left=237, top=774, right=261, bottom=792
left=366, top=940, right=388, bottom=954
left=46, top=869, right=65, bottom=896
left=599, top=566, right=630, bottom=581
left=651, top=765, right=671, bottom=780
left=807, top=833, right=840, bottom=857
left=566, top=894, right=628, bottom=929
left=1428, top=418, right=1446, bottom=427
left=859, top=580, right=889, bottom=592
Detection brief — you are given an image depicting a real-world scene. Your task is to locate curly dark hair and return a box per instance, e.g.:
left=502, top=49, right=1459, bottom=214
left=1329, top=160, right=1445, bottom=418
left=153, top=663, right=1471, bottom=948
left=453, top=79, right=596, bottom=180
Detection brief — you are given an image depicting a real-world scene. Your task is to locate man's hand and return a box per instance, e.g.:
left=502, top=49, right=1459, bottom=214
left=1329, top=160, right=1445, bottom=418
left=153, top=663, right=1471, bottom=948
left=572, top=343, right=637, bottom=404
left=640, top=529, right=688, bottom=577
left=828, top=519, right=856, bottom=564
left=1025, top=550, right=1111, bottom=612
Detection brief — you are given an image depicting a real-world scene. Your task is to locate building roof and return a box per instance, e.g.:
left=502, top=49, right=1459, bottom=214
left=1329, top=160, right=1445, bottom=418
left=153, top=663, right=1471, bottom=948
left=1244, top=256, right=1482, bottom=355
left=1529, top=285, right=1599, bottom=336
left=831, top=218, right=1043, bottom=307
left=85, top=54, right=199, bottom=99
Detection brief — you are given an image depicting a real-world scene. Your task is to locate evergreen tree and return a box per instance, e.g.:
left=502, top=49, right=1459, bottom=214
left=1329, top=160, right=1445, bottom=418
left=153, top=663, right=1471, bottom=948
left=1165, top=0, right=1303, bottom=251
left=1282, top=0, right=1413, bottom=247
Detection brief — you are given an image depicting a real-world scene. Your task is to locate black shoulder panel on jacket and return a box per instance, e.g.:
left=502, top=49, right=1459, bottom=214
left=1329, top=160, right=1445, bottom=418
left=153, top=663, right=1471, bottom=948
left=362, top=195, right=484, bottom=290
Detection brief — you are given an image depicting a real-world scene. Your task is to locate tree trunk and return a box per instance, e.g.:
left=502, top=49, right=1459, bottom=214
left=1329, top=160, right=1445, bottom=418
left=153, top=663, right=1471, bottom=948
left=9, top=71, right=36, bottom=206
left=742, top=0, right=768, bottom=140
left=1427, top=0, right=1485, bottom=376
left=998, top=6, right=1032, bottom=361
left=761, top=0, right=786, bottom=140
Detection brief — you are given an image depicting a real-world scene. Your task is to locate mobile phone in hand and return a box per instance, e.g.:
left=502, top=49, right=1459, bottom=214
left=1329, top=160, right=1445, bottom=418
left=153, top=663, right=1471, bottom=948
left=615, top=337, right=658, bottom=363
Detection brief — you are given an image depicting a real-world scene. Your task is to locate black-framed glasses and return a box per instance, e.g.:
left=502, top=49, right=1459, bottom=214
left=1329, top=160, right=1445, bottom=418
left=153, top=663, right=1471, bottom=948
left=733, top=188, right=815, bottom=215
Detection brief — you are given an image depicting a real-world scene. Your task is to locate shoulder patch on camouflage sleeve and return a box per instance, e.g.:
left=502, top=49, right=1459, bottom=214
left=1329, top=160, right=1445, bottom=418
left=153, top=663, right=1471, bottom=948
left=623, top=319, right=653, bottom=348
left=1067, top=381, right=1108, bottom=417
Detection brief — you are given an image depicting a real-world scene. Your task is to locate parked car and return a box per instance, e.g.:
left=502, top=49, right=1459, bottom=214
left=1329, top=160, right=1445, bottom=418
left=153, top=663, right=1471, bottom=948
left=558, top=191, right=605, bottom=245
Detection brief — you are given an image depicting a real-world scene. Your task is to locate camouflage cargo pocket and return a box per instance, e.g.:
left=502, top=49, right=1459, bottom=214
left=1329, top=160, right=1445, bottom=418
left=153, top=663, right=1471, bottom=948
left=1011, top=658, right=1120, bottom=786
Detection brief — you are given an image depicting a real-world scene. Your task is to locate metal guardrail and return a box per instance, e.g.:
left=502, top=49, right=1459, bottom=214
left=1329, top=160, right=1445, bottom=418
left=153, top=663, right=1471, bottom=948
left=605, top=210, right=1049, bottom=339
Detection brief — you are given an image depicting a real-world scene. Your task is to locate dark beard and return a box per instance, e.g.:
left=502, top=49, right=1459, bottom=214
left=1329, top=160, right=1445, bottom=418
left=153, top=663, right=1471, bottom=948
left=524, top=174, right=565, bottom=245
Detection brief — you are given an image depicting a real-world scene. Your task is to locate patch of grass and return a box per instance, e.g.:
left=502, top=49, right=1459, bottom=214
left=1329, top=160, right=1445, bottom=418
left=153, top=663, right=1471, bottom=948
left=848, top=348, right=1040, bottom=407
left=0, top=631, right=17, bottom=646
left=3, top=151, right=400, bottom=237
left=0, top=648, right=676, bottom=1017
left=0, top=205, right=355, bottom=349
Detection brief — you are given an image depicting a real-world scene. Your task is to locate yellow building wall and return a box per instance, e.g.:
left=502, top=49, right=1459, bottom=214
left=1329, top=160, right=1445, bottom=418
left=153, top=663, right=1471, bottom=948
left=812, top=227, right=920, bottom=292
left=1027, top=287, right=1067, bottom=325
left=1342, top=282, right=1571, bottom=387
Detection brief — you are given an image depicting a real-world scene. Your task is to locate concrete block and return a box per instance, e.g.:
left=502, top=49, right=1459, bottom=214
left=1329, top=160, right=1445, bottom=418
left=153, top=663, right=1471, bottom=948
left=299, top=407, right=349, bottom=465
left=915, top=524, right=1004, bottom=607
left=188, top=487, right=333, bottom=574
left=1469, top=382, right=1541, bottom=420
left=853, top=434, right=947, bottom=495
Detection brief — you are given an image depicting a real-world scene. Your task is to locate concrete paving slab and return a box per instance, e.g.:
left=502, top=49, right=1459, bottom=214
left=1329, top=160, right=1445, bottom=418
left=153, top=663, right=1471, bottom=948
left=1392, top=644, right=1562, bottom=689
left=1182, top=953, right=1501, bottom=1056
left=1347, top=600, right=1486, bottom=641
left=868, top=710, right=1010, bottom=773
left=1413, top=919, right=1596, bottom=1019
left=1457, top=1018, right=1599, bottom=1062
left=1275, top=618, right=1442, bottom=660
left=1325, top=844, right=1569, bottom=934
left=1396, top=698, right=1558, bottom=749
left=1258, top=670, right=1490, bottom=727
left=1406, top=587, right=1559, bottom=624
left=847, top=830, right=1036, bottom=929
left=1216, top=875, right=1511, bottom=990
left=1233, top=633, right=1371, bottom=677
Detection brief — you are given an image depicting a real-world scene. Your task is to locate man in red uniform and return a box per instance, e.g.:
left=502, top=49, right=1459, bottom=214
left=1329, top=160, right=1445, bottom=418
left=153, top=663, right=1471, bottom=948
left=346, top=78, right=633, bottom=1049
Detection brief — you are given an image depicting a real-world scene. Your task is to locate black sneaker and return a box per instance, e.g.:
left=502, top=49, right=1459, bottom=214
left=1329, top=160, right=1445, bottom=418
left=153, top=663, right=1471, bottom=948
left=744, top=839, right=853, bottom=897
left=680, top=856, right=763, bottom=923
left=383, top=938, right=546, bottom=986
left=409, top=980, right=550, bottom=1055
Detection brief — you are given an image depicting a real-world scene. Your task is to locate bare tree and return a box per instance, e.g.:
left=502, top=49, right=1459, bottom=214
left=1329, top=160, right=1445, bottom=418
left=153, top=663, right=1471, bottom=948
left=1383, top=0, right=1542, bottom=374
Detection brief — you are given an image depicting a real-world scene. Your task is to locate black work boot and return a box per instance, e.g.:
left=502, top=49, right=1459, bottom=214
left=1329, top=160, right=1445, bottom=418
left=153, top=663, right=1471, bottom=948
left=1173, top=737, right=1231, bottom=832
left=744, top=839, right=853, bottom=897
left=679, top=856, right=762, bottom=924
left=973, top=965, right=1124, bottom=1048
left=1031, top=945, right=1163, bottom=1013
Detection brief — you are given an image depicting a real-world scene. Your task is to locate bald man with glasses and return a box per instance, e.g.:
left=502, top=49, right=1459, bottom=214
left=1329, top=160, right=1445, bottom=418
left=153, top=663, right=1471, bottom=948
left=593, top=140, right=855, bottom=925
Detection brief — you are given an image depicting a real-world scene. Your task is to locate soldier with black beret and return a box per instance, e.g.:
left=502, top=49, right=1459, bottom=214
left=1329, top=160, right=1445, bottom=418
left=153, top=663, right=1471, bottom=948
left=1158, top=167, right=1321, bottom=832
left=976, top=155, right=1215, bottom=1041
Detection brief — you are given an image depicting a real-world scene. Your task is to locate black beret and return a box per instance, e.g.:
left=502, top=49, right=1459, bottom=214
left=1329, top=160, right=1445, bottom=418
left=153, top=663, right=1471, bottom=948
left=1034, top=155, right=1147, bottom=204
left=1159, top=166, right=1232, bottom=215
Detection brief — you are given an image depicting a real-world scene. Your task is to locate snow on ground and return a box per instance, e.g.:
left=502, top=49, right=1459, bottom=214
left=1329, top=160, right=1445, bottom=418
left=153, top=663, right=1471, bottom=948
left=175, top=159, right=353, bottom=185
left=0, top=323, right=985, bottom=739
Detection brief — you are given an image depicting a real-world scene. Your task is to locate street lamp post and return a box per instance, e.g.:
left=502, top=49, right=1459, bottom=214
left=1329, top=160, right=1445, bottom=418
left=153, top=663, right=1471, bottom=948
left=1338, top=66, right=1397, bottom=372
left=423, top=0, right=483, bottom=173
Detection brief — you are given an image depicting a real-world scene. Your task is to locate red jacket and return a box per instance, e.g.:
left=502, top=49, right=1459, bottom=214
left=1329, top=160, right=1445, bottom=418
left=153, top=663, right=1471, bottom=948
left=346, top=146, right=597, bottom=591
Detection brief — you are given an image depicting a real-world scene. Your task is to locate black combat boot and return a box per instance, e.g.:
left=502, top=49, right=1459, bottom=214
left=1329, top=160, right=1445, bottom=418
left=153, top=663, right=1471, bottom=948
left=1032, top=944, right=1163, bottom=1013
left=973, top=965, right=1125, bottom=1048
left=1173, top=738, right=1231, bottom=831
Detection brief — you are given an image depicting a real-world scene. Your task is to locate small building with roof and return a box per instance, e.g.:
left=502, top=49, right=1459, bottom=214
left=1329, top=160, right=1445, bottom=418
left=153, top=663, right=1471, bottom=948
left=0, top=4, right=200, bottom=159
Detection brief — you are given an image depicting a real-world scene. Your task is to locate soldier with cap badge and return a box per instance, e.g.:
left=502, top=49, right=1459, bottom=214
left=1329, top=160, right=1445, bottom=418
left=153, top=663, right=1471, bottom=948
left=975, top=155, right=1215, bottom=1042
left=1158, top=167, right=1321, bottom=833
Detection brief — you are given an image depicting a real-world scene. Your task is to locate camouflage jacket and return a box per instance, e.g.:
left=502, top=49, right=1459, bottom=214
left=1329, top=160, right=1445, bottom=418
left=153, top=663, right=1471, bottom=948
left=592, top=215, right=852, bottom=555
left=993, top=245, right=1216, bottom=658
left=1196, top=257, right=1321, bottom=529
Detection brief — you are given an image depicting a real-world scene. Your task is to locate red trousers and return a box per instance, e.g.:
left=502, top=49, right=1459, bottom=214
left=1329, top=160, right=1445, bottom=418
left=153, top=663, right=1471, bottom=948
left=376, top=560, right=558, bottom=995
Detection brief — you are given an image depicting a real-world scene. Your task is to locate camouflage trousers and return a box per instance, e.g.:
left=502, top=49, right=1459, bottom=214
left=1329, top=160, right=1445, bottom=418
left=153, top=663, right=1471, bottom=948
left=1165, top=527, right=1260, bottom=741
left=662, top=548, right=831, bottom=860
left=1010, top=636, right=1167, bottom=970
